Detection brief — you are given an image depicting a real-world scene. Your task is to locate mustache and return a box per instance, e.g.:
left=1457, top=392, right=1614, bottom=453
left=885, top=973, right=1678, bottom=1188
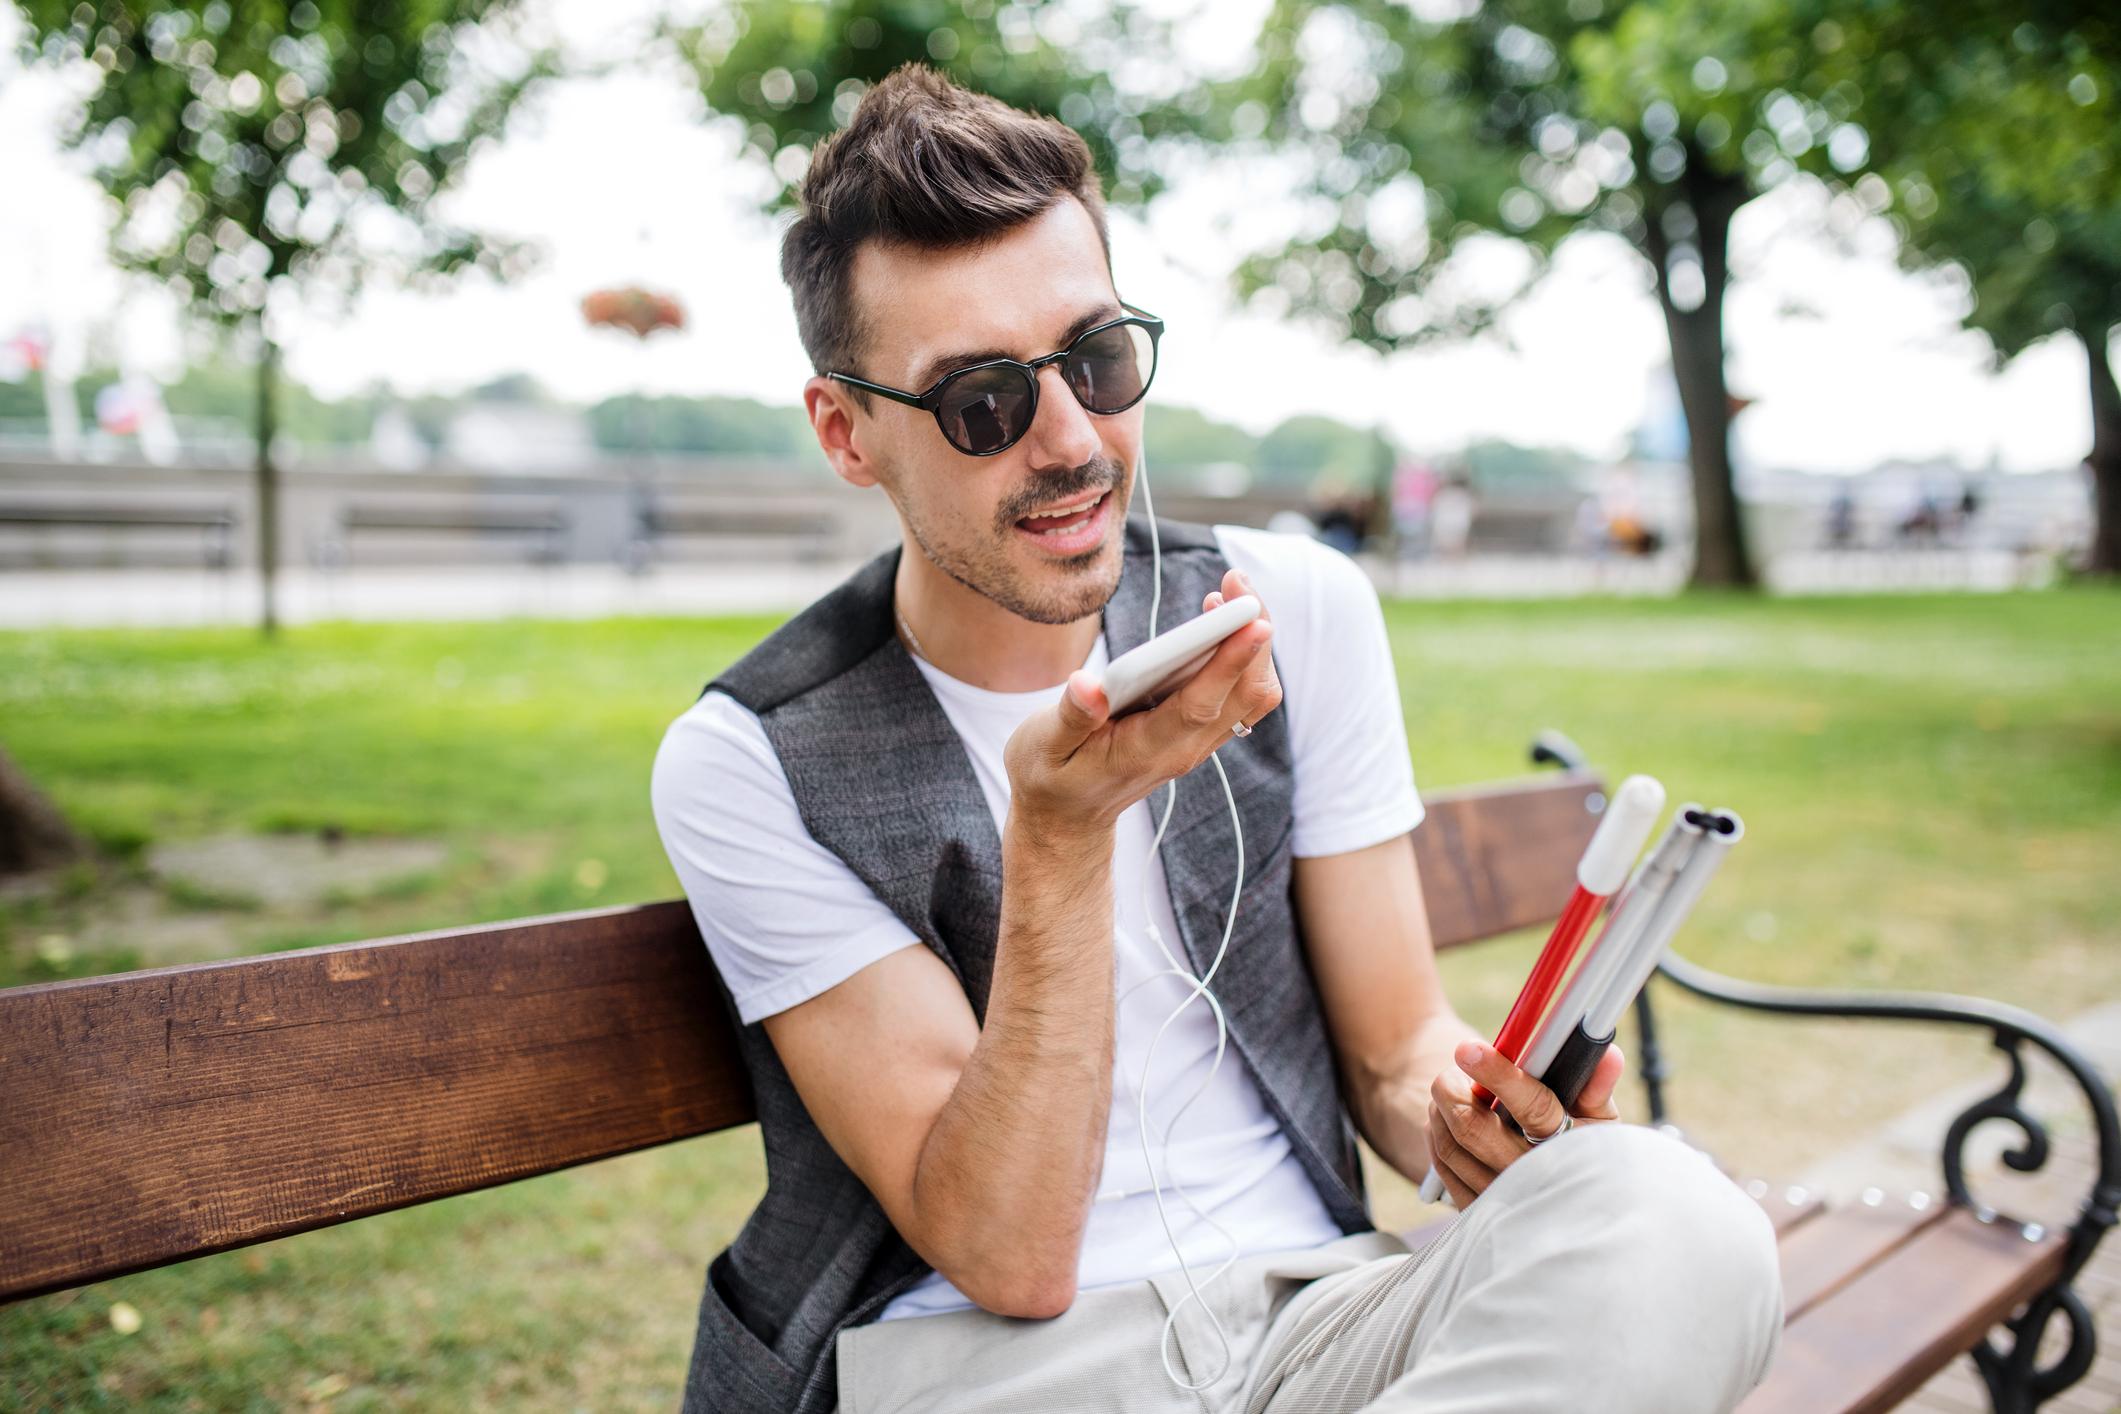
left=995, top=455, right=1126, bottom=530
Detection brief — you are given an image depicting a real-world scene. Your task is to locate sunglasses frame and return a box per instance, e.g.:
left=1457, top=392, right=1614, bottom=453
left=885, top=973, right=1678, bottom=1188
left=826, top=301, right=1165, bottom=457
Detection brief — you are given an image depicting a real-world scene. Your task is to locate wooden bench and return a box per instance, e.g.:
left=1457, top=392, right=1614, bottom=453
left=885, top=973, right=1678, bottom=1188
left=327, top=501, right=569, bottom=567
left=629, top=502, right=844, bottom=569
left=0, top=501, right=235, bottom=569
left=2, top=747, right=2112, bottom=1411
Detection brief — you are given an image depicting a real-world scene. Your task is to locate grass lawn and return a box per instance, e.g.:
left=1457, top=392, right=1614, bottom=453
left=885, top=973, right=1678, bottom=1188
left=3, top=585, right=2117, bottom=1410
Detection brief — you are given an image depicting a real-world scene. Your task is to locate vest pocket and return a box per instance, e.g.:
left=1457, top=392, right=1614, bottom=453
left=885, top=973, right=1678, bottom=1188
left=686, top=1251, right=804, bottom=1412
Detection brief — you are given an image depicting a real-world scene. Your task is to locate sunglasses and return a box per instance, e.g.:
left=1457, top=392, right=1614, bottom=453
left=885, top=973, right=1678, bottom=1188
left=828, top=303, right=1164, bottom=457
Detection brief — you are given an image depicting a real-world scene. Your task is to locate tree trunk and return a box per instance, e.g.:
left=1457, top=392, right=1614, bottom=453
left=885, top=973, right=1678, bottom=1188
left=256, top=332, right=282, bottom=636
left=0, top=747, right=86, bottom=876
left=1641, top=162, right=1757, bottom=589
left=2082, top=322, right=2121, bottom=578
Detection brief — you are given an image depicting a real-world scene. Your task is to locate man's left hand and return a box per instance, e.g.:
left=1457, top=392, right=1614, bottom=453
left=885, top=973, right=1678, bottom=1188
left=1425, top=1039, right=1626, bottom=1208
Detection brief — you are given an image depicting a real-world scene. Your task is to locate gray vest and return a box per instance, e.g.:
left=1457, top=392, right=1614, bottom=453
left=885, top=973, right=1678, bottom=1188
left=681, top=514, right=1370, bottom=1414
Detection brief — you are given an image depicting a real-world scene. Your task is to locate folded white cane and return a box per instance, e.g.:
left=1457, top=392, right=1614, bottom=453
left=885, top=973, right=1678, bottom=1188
left=1417, top=775, right=1664, bottom=1204
left=1511, top=810, right=1703, bottom=1093
left=1535, top=809, right=1745, bottom=1112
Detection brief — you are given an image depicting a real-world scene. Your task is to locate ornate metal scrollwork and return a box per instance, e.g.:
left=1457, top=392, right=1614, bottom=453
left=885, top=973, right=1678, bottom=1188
left=1654, top=951, right=2120, bottom=1411
left=1974, top=1282, right=2096, bottom=1414
left=1519, top=730, right=2117, bottom=1410
left=1944, top=1034, right=2051, bottom=1213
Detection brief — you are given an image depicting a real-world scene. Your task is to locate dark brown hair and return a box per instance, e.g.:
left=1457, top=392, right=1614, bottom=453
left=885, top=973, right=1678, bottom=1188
left=780, top=63, right=1111, bottom=407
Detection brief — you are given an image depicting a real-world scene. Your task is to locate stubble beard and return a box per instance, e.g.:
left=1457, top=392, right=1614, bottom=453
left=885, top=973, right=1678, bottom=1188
left=897, top=451, right=1133, bottom=627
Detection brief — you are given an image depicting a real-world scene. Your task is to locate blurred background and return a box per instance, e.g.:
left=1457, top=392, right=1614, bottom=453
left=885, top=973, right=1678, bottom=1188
left=1, top=0, right=2116, bottom=1409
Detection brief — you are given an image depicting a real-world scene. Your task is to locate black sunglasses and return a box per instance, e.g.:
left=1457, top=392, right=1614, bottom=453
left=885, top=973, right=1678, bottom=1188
left=828, top=303, right=1164, bottom=457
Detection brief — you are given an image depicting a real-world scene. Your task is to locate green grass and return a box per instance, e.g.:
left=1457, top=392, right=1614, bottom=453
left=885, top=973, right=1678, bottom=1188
left=2, top=587, right=2118, bottom=1409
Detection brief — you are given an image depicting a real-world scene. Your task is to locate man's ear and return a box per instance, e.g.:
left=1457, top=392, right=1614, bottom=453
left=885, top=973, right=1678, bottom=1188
left=805, top=376, right=881, bottom=490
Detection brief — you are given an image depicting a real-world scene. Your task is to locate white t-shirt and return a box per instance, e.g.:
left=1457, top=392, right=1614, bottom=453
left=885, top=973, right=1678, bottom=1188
left=650, top=524, right=1423, bottom=1320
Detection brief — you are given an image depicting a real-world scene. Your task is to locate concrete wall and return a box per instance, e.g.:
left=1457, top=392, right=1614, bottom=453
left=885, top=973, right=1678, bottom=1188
left=0, top=457, right=1330, bottom=572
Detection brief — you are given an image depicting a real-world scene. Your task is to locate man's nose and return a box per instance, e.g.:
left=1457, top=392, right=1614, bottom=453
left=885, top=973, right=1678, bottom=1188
left=1020, top=363, right=1102, bottom=472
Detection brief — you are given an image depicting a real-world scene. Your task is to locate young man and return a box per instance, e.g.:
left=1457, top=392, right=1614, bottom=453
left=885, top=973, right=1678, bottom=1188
left=652, top=63, right=1781, bottom=1414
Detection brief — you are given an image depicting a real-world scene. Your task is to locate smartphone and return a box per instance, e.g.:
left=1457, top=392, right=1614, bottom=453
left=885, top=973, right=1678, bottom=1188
left=1100, top=594, right=1263, bottom=717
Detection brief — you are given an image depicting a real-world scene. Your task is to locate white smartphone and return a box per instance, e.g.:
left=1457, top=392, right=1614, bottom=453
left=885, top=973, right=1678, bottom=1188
left=1099, top=594, right=1263, bottom=717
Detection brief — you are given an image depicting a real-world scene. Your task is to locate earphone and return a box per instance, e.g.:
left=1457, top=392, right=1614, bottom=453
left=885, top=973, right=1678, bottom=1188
left=1121, top=449, right=1250, bottom=1391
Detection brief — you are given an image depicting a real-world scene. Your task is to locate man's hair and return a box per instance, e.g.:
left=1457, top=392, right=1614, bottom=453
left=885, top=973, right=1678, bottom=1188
left=781, top=63, right=1112, bottom=407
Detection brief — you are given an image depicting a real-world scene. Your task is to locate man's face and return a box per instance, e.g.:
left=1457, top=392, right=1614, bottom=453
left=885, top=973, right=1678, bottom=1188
left=834, top=197, right=1141, bottom=626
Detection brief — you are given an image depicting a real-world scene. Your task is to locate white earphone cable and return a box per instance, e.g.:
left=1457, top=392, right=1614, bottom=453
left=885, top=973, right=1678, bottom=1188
left=1130, top=451, right=1249, bottom=1391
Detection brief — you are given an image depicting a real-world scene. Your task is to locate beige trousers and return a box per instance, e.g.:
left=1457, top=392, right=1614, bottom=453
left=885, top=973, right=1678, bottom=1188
left=834, top=1123, right=1784, bottom=1414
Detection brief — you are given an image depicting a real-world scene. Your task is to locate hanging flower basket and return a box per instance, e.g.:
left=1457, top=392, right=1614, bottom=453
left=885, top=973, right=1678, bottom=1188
left=581, top=287, right=687, bottom=340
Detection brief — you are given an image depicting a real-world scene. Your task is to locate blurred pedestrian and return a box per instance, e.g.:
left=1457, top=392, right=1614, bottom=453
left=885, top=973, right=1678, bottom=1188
left=1431, top=476, right=1476, bottom=558
left=1391, top=460, right=1440, bottom=561
left=1826, top=488, right=1857, bottom=550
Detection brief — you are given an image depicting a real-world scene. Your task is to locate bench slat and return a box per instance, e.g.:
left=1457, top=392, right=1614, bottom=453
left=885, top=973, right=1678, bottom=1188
left=1750, top=1185, right=1828, bottom=1237
left=1738, top=1207, right=2065, bottom=1414
left=1414, top=773, right=1603, bottom=950
left=0, top=902, right=747, bottom=1304
left=0, top=772, right=1598, bottom=1304
left=0, top=505, right=233, bottom=528
left=1775, top=1195, right=1950, bottom=1322
left=343, top=505, right=565, bottom=532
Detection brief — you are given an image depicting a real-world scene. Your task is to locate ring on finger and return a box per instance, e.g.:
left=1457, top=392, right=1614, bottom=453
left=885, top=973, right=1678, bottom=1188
left=1231, top=719, right=1253, bottom=739
left=1523, top=1112, right=1574, bottom=1146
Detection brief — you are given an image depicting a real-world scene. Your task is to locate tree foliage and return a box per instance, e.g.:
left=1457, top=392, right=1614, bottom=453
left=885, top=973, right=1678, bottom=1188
left=669, top=1, right=1191, bottom=216
left=16, top=0, right=549, bottom=323
left=15, top=0, right=553, bottom=627
left=587, top=392, right=828, bottom=467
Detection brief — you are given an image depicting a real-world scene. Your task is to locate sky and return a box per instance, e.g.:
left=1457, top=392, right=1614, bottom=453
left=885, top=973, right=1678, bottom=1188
left=0, top=0, right=2100, bottom=475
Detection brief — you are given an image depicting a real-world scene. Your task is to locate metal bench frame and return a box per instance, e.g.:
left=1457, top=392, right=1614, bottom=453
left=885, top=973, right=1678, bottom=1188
left=1519, top=721, right=2121, bottom=1412
left=1644, top=954, right=2119, bottom=1411
left=321, top=501, right=569, bottom=569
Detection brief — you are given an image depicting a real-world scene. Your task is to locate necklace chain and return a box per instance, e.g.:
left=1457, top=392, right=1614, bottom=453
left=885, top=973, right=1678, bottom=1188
left=895, top=609, right=929, bottom=664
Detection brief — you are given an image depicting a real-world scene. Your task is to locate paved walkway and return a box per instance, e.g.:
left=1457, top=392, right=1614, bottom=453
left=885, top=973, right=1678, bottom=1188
left=0, top=563, right=863, bottom=629
left=0, top=547, right=2061, bottom=628
left=1790, top=1003, right=2121, bottom=1412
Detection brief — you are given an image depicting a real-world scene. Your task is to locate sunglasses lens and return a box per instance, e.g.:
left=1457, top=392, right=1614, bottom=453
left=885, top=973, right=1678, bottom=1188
left=1066, top=322, right=1156, bottom=413
left=936, top=366, right=1034, bottom=454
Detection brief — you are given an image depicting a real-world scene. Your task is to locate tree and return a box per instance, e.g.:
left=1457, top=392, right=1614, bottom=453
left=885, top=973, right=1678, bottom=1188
left=585, top=392, right=830, bottom=469
left=1256, top=413, right=1396, bottom=495
left=0, top=748, right=85, bottom=876
left=686, top=1, right=2111, bottom=587
left=1802, top=5, right=2121, bottom=574
left=1215, top=0, right=2121, bottom=582
left=1143, top=403, right=1263, bottom=471
left=1191, top=0, right=1844, bottom=586
left=15, top=0, right=552, bottom=631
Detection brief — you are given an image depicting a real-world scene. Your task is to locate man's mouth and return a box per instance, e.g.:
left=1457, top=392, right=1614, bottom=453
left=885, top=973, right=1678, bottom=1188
left=1012, top=488, right=1112, bottom=555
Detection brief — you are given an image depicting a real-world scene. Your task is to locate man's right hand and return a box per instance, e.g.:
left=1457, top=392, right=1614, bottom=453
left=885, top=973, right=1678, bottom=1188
left=1003, top=568, right=1284, bottom=838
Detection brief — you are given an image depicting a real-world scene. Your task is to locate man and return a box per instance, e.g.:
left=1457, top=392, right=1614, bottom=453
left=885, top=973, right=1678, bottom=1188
left=652, top=63, right=1781, bottom=1414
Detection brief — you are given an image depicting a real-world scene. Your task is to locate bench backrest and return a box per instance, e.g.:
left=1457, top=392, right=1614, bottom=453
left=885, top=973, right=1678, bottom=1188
left=0, top=770, right=1602, bottom=1305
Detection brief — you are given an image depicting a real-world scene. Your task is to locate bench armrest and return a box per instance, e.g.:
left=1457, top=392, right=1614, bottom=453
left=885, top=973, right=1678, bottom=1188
left=1520, top=727, right=2116, bottom=1406
left=1655, top=948, right=2120, bottom=1408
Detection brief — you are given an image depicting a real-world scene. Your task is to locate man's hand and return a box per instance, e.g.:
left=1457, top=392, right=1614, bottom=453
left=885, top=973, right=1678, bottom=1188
left=1003, top=567, right=1282, bottom=837
left=1425, top=1038, right=1626, bottom=1208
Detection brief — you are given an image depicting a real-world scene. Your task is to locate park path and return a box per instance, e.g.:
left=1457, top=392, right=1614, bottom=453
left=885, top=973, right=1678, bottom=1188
left=0, top=548, right=2054, bottom=628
